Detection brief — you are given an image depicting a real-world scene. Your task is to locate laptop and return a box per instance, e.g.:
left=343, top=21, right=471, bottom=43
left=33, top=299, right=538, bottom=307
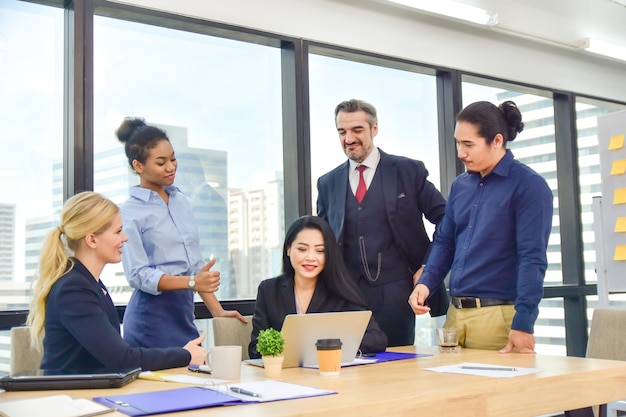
left=0, top=367, right=141, bottom=391
left=246, top=310, right=372, bottom=368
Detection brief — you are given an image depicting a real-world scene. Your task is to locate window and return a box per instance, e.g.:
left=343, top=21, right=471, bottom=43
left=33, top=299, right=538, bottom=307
left=0, top=0, right=63, bottom=373
left=0, top=0, right=63, bottom=309
left=92, top=16, right=284, bottom=303
left=308, top=54, right=440, bottom=226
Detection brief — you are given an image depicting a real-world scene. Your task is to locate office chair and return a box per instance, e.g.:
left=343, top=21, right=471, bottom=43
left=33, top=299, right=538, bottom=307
left=10, top=326, right=43, bottom=374
left=211, top=315, right=253, bottom=360
left=564, top=308, right=626, bottom=417
left=586, top=308, right=626, bottom=417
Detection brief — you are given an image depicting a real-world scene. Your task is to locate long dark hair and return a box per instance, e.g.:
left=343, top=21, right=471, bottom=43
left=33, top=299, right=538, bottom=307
left=456, top=100, right=524, bottom=145
left=282, top=216, right=368, bottom=308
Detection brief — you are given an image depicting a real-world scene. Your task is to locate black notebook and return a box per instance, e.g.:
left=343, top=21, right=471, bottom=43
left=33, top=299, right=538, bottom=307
left=0, top=367, right=141, bottom=391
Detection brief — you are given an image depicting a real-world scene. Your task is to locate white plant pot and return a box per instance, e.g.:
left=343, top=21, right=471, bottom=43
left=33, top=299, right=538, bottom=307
left=262, top=355, right=284, bottom=378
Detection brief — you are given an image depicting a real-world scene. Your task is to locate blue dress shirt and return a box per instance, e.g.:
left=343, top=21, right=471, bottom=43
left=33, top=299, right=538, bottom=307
left=419, top=150, right=553, bottom=334
left=121, top=185, right=204, bottom=348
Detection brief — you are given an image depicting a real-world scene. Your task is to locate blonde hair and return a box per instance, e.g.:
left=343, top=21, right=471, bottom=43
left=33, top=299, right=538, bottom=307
left=27, top=192, right=120, bottom=349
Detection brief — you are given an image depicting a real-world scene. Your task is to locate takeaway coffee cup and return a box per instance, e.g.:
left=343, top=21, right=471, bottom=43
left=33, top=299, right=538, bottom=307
left=315, top=339, right=342, bottom=376
left=206, top=345, right=242, bottom=380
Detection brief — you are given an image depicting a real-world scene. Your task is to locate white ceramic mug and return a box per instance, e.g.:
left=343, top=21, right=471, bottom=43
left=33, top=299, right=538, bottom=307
left=206, top=345, right=242, bottom=380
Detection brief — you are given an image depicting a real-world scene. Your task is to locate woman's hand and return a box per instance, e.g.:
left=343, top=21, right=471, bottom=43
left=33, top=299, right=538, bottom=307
left=194, top=258, right=220, bottom=293
left=214, top=309, right=248, bottom=324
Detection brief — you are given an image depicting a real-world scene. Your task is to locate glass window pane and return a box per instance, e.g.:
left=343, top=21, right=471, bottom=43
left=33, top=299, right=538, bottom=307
left=0, top=0, right=63, bottom=374
left=461, top=80, right=560, bottom=355
left=308, top=54, right=440, bottom=234
left=93, top=17, right=283, bottom=303
left=0, top=0, right=63, bottom=312
left=575, top=98, right=626, bottom=286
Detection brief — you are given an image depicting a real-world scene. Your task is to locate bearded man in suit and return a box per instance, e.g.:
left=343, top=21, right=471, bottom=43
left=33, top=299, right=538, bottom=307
left=316, top=98, right=448, bottom=346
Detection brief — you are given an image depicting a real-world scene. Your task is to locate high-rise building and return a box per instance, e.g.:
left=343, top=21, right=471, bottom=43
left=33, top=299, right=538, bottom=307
left=0, top=204, right=15, bottom=282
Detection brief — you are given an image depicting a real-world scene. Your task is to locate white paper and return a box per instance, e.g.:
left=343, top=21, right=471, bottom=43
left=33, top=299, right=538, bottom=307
left=220, top=380, right=336, bottom=402
left=0, top=394, right=114, bottom=417
left=139, top=371, right=228, bottom=385
left=424, top=362, right=541, bottom=378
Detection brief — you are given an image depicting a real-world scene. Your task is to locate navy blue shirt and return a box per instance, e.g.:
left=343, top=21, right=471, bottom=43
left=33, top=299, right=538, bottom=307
left=420, top=150, right=553, bottom=334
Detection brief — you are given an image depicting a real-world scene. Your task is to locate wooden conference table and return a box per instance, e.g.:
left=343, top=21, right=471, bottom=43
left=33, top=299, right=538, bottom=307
left=2, top=346, right=626, bottom=417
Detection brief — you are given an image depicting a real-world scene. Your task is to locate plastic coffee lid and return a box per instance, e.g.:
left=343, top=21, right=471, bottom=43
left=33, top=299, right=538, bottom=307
left=315, top=338, right=342, bottom=350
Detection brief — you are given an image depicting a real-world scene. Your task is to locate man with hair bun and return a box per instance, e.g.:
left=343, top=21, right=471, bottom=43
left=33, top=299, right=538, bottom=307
left=409, top=100, right=553, bottom=353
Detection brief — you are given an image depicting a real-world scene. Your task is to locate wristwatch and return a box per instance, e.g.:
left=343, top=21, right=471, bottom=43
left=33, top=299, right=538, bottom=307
left=188, top=275, right=196, bottom=289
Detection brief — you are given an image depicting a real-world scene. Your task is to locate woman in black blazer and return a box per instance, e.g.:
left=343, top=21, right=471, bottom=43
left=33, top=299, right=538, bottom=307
left=26, top=192, right=206, bottom=372
left=249, top=215, right=388, bottom=359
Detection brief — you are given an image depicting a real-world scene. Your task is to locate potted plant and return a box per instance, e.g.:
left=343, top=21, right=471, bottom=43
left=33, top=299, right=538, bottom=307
left=256, top=328, right=285, bottom=378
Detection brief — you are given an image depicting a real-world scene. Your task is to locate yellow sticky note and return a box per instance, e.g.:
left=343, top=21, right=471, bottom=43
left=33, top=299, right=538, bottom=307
left=611, top=160, right=626, bottom=175
left=609, top=134, right=625, bottom=150
left=615, top=188, right=626, bottom=205
left=616, top=217, right=626, bottom=233
left=615, top=245, right=626, bottom=261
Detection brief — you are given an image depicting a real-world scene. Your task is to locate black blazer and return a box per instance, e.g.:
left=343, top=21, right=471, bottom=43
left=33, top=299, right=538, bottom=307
left=248, top=273, right=388, bottom=359
left=42, top=259, right=190, bottom=372
left=316, top=149, right=449, bottom=316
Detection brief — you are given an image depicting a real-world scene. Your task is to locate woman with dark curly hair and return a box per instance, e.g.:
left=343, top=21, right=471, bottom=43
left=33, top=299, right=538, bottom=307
left=116, top=117, right=245, bottom=350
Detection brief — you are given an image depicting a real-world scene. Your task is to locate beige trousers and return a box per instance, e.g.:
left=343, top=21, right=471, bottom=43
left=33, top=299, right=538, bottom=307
left=444, top=302, right=515, bottom=351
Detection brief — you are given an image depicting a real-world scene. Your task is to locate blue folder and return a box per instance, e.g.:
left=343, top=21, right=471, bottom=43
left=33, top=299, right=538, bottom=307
left=93, top=381, right=337, bottom=416
left=373, top=351, right=431, bottom=362
left=93, top=386, right=242, bottom=416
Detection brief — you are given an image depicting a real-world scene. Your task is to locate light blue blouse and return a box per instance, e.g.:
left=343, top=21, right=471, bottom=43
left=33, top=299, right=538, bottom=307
left=120, top=185, right=204, bottom=348
left=121, top=185, right=203, bottom=295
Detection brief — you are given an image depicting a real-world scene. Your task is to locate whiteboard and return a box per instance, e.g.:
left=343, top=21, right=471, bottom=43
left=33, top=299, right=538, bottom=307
left=596, top=110, right=626, bottom=293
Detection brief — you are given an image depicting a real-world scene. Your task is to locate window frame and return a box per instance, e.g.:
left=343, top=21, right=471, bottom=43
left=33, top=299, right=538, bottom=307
left=3, top=0, right=626, bottom=359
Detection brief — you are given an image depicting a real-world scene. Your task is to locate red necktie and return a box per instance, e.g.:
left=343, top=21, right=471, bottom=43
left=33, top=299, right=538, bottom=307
left=356, top=165, right=367, bottom=203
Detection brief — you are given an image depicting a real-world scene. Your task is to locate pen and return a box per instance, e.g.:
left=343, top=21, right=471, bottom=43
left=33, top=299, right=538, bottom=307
left=230, top=387, right=262, bottom=397
left=459, top=365, right=517, bottom=371
left=188, top=365, right=212, bottom=374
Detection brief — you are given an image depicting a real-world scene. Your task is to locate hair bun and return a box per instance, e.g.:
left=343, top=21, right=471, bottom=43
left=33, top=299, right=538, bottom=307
left=499, top=101, right=524, bottom=141
left=116, top=117, right=147, bottom=143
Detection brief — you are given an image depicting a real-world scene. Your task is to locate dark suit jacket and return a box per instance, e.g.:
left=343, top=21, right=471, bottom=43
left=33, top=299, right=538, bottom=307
left=316, top=148, right=448, bottom=316
left=42, top=259, right=190, bottom=372
left=248, top=273, right=388, bottom=359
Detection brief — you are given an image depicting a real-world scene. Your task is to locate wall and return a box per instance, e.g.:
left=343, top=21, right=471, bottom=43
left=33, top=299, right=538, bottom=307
left=111, top=0, right=626, bottom=103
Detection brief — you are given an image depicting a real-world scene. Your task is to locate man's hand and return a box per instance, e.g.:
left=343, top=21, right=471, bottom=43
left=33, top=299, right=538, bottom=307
left=408, top=283, right=431, bottom=315
left=499, top=329, right=535, bottom=354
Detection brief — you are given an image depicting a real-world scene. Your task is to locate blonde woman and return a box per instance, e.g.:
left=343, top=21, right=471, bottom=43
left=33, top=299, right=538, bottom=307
left=27, top=192, right=205, bottom=371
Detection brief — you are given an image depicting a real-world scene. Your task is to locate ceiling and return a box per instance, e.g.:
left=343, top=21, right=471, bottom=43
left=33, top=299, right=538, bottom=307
left=371, top=0, right=626, bottom=62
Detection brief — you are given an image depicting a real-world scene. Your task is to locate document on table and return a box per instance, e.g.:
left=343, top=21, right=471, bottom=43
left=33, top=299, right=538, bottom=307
left=224, top=380, right=336, bottom=402
left=93, top=381, right=337, bottom=416
left=424, top=362, right=541, bottom=378
left=138, top=371, right=228, bottom=385
left=0, top=394, right=114, bottom=417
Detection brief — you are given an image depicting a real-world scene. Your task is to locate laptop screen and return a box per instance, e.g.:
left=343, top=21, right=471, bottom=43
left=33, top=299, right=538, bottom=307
left=280, top=310, right=371, bottom=368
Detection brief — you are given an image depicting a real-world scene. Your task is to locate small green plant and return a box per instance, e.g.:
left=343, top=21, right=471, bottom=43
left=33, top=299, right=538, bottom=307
left=256, top=328, right=285, bottom=357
